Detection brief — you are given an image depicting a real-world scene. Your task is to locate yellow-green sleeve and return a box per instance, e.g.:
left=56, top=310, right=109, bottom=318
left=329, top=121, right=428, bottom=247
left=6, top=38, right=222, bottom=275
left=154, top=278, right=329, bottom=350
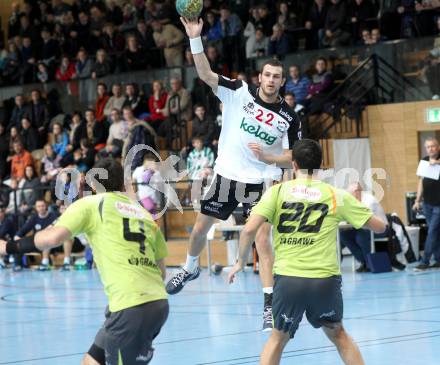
left=337, top=190, right=373, bottom=229
left=153, top=225, right=168, bottom=261
left=251, top=185, right=280, bottom=224
left=55, top=198, right=94, bottom=237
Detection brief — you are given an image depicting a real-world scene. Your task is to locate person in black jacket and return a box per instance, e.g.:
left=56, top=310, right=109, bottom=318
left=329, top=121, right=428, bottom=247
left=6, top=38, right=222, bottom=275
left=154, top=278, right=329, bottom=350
left=20, top=117, right=39, bottom=152
left=322, top=0, right=351, bottom=47
left=121, top=35, right=148, bottom=71
left=348, top=0, right=378, bottom=41
left=84, top=109, right=108, bottom=150
left=190, top=104, right=216, bottom=146
left=19, top=165, right=42, bottom=215
left=8, top=94, right=27, bottom=131
left=28, top=90, right=49, bottom=147
left=122, top=83, right=147, bottom=117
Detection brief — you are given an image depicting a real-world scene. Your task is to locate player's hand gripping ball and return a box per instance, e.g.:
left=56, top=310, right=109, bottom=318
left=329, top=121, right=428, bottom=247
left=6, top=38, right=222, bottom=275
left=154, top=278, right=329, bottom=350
left=176, top=0, right=203, bottom=18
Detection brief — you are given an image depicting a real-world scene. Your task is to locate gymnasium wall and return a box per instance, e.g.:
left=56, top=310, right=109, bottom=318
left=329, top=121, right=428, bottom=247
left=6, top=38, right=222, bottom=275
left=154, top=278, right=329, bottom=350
left=367, top=100, right=440, bottom=221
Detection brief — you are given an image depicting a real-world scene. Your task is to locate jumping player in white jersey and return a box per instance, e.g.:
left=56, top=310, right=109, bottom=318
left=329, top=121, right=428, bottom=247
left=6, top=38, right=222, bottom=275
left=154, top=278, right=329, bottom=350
left=165, top=17, right=302, bottom=331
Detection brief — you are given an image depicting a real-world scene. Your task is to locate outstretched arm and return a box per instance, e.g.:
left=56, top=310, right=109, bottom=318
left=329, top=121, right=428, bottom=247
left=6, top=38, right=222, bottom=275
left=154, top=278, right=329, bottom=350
left=181, top=17, right=218, bottom=92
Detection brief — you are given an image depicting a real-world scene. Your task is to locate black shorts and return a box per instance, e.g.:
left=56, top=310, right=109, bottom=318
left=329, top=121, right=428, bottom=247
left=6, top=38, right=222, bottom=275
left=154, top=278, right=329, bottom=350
left=200, top=174, right=264, bottom=220
left=273, top=275, right=343, bottom=338
left=87, top=300, right=169, bottom=365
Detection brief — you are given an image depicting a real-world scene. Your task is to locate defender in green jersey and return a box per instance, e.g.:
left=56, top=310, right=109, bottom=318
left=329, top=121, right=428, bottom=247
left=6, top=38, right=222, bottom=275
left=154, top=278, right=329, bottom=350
left=228, top=140, right=386, bottom=365
left=1, top=158, right=169, bottom=365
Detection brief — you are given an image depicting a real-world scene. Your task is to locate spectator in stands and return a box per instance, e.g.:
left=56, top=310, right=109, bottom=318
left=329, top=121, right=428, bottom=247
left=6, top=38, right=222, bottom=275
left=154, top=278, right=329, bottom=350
left=20, top=36, right=37, bottom=84
left=122, top=35, right=148, bottom=71
left=152, top=19, right=184, bottom=67
left=203, top=11, right=223, bottom=47
left=358, top=29, right=373, bottom=45
left=322, top=0, right=351, bottom=47
left=186, top=136, right=215, bottom=180
left=84, top=109, right=108, bottom=151
left=14, top=199, right=58, bottom=271
left=104, top=83, right=125, bottom=118
left=256, top=4, right=276, bottom=36
left=5, top=178, right=21, bottom=215
left=37, top=62, right=51, bottom=83
left=55, top=55, right=76, bottom=81
left=39, top=27, right=61, bottom=70
left=122, top=106, right=157, bottom=169
left=398, top=0, right=417, bottom=38
left=414, top=0, right=439, bottom=36
left=379, top=0, right=401, bottom=40
left=413, top=137, right=440, bottom=271
left=73, top=139, right=96, bottom=172
left=8, top=2, right=21, bottom=39
left=147, top=80, right=168, bottom=132
left=421, top=24, right=440, bottom=98
left=349, top=0, right=378, bottom=40
left=10, top=141, right=33, bottom=181
left=51, top=122, right=69, bottom=159
left=122, top=83, right=146, bottom=117
left=20, top=117, right=38, bottom=152
left=285, top=65, right=311, bottom=105
left=91, top=49, right=112, bottom=79
left=246, top=27, right=269, bottom=59
left=370, top=28, right=387, bottom=43
left=19, top=15, right=37, bottom=42
left=100, top=108, right=128, bottom=158
left=100, top=22, right=125, bottom=54
left=190, top=104, right=217, bottom=146
left=67, top=111, right=87, bottom=153
left=2, top=42, right=21, bottom=85
left=244, top=7, right=262, bottom=40
left=158, top=77, right=192, bottom=148
left=268, top=23, right=290, bottom=58
left=29, top=90, right=49, bottom=146
left=19, top=165, right=42, bottom=215
left=8, top=94, right=27, bottom=131
left=340, top=182, right=389, bottom=272
left=8, top=127, right=21, bottom=156
left=74, top=48, right=92, bottom=79
left=40, top=144, right=60, bottom=190
left=284, top=92, right=305, bottom=114
left=106, top=1, right=124, bottom=26
left=135, top=19, right=155, bottom=50
left=219, top=5, right=243, bottom=72
left=95, top=82, right=110, bottom=122
left=0, top=125, right=9, bottom=179
left=119, top=3, right=138, bottom=33
left=306, top=57, right=334, bottom=113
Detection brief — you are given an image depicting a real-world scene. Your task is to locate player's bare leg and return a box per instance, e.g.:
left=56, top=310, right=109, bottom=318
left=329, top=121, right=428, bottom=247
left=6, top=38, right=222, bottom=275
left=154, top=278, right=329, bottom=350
left=81, top=353, right=101, bottom=365
left=322, top=324, right=365, bottom=365
left=166, top=213, right=216, bottom=294
left=255, top=222, right=275, bottom=331
left=260, top=329, right=290, bottom=365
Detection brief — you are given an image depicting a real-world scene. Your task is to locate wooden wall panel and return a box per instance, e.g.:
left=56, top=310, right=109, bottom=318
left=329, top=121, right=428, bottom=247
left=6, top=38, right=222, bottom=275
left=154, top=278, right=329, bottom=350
left=367, top=100, right=440, bottom=221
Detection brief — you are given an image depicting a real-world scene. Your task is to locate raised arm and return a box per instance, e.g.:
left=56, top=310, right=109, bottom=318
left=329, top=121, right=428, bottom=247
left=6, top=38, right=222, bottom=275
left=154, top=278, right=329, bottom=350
left=181, top=17, right=218, bottom=92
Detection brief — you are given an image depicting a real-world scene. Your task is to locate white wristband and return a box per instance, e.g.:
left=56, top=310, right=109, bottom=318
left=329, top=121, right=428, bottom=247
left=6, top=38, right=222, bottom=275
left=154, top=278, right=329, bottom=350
left=190, top=37, right=204, bottom=54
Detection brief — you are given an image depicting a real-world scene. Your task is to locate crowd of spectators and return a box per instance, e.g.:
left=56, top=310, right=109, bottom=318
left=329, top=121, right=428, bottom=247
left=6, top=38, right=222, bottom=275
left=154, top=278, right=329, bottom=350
left=0, top=0, right=438, bottom=86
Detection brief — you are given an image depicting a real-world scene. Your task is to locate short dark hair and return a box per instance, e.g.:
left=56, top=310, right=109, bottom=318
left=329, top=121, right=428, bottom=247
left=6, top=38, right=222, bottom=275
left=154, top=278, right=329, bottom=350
left=97, top=82, right=107, bottom=90
left=260, top=58, right=285, bottom=77
left=92, top=158, right=124, bottom=192
left=194, top=103, right=205, bottom=110
left=316, top=57, right=327, bottom=66
left=292, top=139, right=322, bottom=174
left=284, top=92, right=295, bottom=98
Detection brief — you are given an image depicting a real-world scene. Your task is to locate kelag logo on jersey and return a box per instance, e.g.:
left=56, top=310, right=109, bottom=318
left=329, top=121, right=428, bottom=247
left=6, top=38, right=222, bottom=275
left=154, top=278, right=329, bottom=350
left=240, top=118, right=277, bottom=145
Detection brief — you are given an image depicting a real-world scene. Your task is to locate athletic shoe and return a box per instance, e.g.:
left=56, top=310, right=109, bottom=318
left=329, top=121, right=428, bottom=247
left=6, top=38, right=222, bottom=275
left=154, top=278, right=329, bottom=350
left=61, top=263, right=71, bottom=271
left=166, top=267, right=201, bottom=295
left=262, top=305, right=273, bottom=332
left=356, top=263, right=370, bottom=273
left=430, top=262, right=440, bottom=269
left=38, top=264, right=51, bottom=271
left=391, top=260, right=406, bottom=271
left=413, top=263, right=430, bottom=272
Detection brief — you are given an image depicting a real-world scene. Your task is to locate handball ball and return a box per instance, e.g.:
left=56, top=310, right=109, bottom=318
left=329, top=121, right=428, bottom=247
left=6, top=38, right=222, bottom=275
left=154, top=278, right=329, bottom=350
left=176, top=0, right=203, bottom=18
